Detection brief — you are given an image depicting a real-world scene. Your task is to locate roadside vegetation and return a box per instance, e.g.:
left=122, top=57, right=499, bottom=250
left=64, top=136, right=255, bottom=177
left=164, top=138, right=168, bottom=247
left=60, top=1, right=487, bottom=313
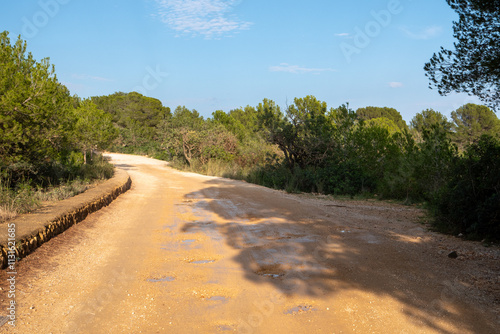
left=2, top=0, right=499, bottom=244
left=91, top=91, right=500, bottom=242
left=0, top=32, right=116, bottom=221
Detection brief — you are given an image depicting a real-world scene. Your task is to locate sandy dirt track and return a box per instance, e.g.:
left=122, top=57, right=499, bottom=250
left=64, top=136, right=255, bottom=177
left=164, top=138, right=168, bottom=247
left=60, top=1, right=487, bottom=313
left=0, top=153, right=499, bottom=333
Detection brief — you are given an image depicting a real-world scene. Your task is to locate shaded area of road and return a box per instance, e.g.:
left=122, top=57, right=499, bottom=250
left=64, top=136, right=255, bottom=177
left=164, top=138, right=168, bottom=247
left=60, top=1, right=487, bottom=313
left=181, top=178, right=499, bottom=333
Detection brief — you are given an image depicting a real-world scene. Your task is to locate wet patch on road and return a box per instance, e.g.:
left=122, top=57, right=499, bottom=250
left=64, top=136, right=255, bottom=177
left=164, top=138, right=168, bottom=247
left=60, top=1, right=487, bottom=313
left=255, top=264, right=286, bottom=279
left=191, top=259, right=216, bottom=264
left=206, top=296, right=228, bottom=302
left=180, top=238, right=201, bottom=249
left=284, top=305, right=317, bottom=315
left=216, top=324, right=235, bottom=331
left=147, top=276, right=175, bottom=283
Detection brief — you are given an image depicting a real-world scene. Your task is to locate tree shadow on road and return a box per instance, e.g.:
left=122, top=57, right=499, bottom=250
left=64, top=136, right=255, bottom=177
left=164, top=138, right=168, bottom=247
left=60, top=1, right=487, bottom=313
left=180, top=178, right=499, bottom=334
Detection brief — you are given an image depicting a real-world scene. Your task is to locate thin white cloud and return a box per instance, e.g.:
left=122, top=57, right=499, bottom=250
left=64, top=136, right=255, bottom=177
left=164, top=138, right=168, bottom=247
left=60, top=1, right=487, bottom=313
left=335, top=33, right=351, bottom=37
left=270, top=63, right=336, bottom=74
left=155, top=0, right=252, bottom=39
left=72, top=74, right=113, bottom=82
left=400, top=26, right=443, bottom=40
left=388, top=82, right=404, bottom=88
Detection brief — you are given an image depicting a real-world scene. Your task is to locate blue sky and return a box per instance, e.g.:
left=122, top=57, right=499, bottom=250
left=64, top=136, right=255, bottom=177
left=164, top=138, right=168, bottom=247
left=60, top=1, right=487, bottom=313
left=1, top=0, right=482, bottom=121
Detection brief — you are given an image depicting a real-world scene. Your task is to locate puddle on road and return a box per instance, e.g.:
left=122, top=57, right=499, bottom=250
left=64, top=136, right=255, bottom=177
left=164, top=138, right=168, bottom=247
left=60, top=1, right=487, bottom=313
left=181, top=239, right=203, bottom=250
left=285, top=305, right=317, bottom=315
left=357, top=233, right=381, bottom=244
left=190, top=260, right=216, bottom=264
left=206, top=296, right=228, bottom=302
left=160, top=243, right=178, bottom=251
left=217, top=324, right=234, bottom=331
left=177, top=199, right=195, bottom=205
left=255, top=264, right=285, bottom=279
left=147, top=276, right=175, bottom=283
left=261, top=273, right=283, bottom=279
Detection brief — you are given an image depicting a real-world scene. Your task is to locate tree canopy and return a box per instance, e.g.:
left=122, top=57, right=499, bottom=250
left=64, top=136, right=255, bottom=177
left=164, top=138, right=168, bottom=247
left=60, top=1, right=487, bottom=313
left=73, top=100, right=117, bottom=163
left=410, top=109, right=452, bottom=135
left=356, top=106, right=408, bottom=131
left=424, top=0, right=500, bottom=109
left=0, top=31, right=73, bottom=166
left=450, top=103, right=500, bottom=149
left=91, top=92, right=171, bottom=128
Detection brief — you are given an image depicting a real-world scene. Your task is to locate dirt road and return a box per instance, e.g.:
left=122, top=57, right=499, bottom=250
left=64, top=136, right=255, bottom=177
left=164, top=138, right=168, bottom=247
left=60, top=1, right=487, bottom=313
left=1, top=153, right=499, bottom=333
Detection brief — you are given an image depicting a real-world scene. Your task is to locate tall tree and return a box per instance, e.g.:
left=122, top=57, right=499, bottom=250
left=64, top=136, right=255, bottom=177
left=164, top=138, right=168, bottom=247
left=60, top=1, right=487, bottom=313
left=451, top=103, right=500, bottom=149
left=73, top=100, right=117, bottom=163
left=424, top=0, right=500, bottom=109
left=356, top=106, right=408, bottom=131
left=365, top=117, right=401, bottom=135
left=91, top=92, right=170, bottom=127
left=0, top=31, right=73, bottom=165
left=410, top=109, right=452, bottom=136
left=258, top=96, right=336, bottom=169
left=212, top=110, right=247, bottom=141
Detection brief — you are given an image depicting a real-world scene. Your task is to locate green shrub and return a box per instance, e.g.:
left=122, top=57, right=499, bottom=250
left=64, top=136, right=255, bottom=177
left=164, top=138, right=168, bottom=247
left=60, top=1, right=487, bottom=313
left=433, top=135, right=500, bottom=240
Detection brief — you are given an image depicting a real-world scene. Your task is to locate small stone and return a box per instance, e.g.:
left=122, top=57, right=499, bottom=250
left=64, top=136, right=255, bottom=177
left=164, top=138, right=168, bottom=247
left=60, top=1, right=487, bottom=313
left=30, top=306, right=35, bottom=310
left=458, top=233, right=463, bottom=237
left=448, top=251, right=458, bottom=259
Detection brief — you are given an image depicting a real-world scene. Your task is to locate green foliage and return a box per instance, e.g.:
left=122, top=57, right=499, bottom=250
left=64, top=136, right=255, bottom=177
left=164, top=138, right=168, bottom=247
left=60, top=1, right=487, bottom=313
left=0, top=31, right=116, bottom=221
left=257, top=96, right=336, bottom=169
left=73, top=100, right=118, bottom=163
left=212, top=109, right=247, bottom=141
left=365, top=117, right=401, bottom=135
left=450, top=103, right=500, bottom=149
left=356, top=106, right=409, bottom=131
left=424, top=0, right=500, bottom=109
left=0, top=154, right=114, bottom=221
left=91, top=92, right=171, bottom=156
left=381, top=125, right=456, bottom=202
left=434, top=135, right=500, bottom=240
left=80, top=89, right=500, bottom=240
left=0, top=31, right=74, bottom=166
left=91, top=91, right=170, bottom=127
left=410, top=109, right=452, bottom=139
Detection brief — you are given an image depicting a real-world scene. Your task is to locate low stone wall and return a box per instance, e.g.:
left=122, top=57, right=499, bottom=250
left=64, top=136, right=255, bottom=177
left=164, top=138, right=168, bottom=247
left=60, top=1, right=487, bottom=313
left=0, top=168, right=132, bottom=269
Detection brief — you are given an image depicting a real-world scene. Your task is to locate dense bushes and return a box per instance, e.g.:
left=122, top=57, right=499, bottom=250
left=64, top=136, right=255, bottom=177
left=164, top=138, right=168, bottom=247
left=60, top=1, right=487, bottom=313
left=0, top=153, right=114, bottom=220
left=1, top=32, right=116, bottom=219
left=71, top=88, right=500, bottom=241
left=433, top=135, right=500, bottom=240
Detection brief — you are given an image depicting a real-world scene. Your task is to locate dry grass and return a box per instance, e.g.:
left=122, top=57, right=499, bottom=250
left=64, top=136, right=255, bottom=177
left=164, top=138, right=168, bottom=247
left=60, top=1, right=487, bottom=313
left=0, top=206, right=17, bottom=222
left=0, top=179, right=99, bottom=223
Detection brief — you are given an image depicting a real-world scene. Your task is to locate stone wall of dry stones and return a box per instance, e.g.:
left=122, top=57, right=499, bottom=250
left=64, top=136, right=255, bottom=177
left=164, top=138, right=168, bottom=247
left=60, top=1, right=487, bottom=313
left=0, top=169, right=131, bottom=269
